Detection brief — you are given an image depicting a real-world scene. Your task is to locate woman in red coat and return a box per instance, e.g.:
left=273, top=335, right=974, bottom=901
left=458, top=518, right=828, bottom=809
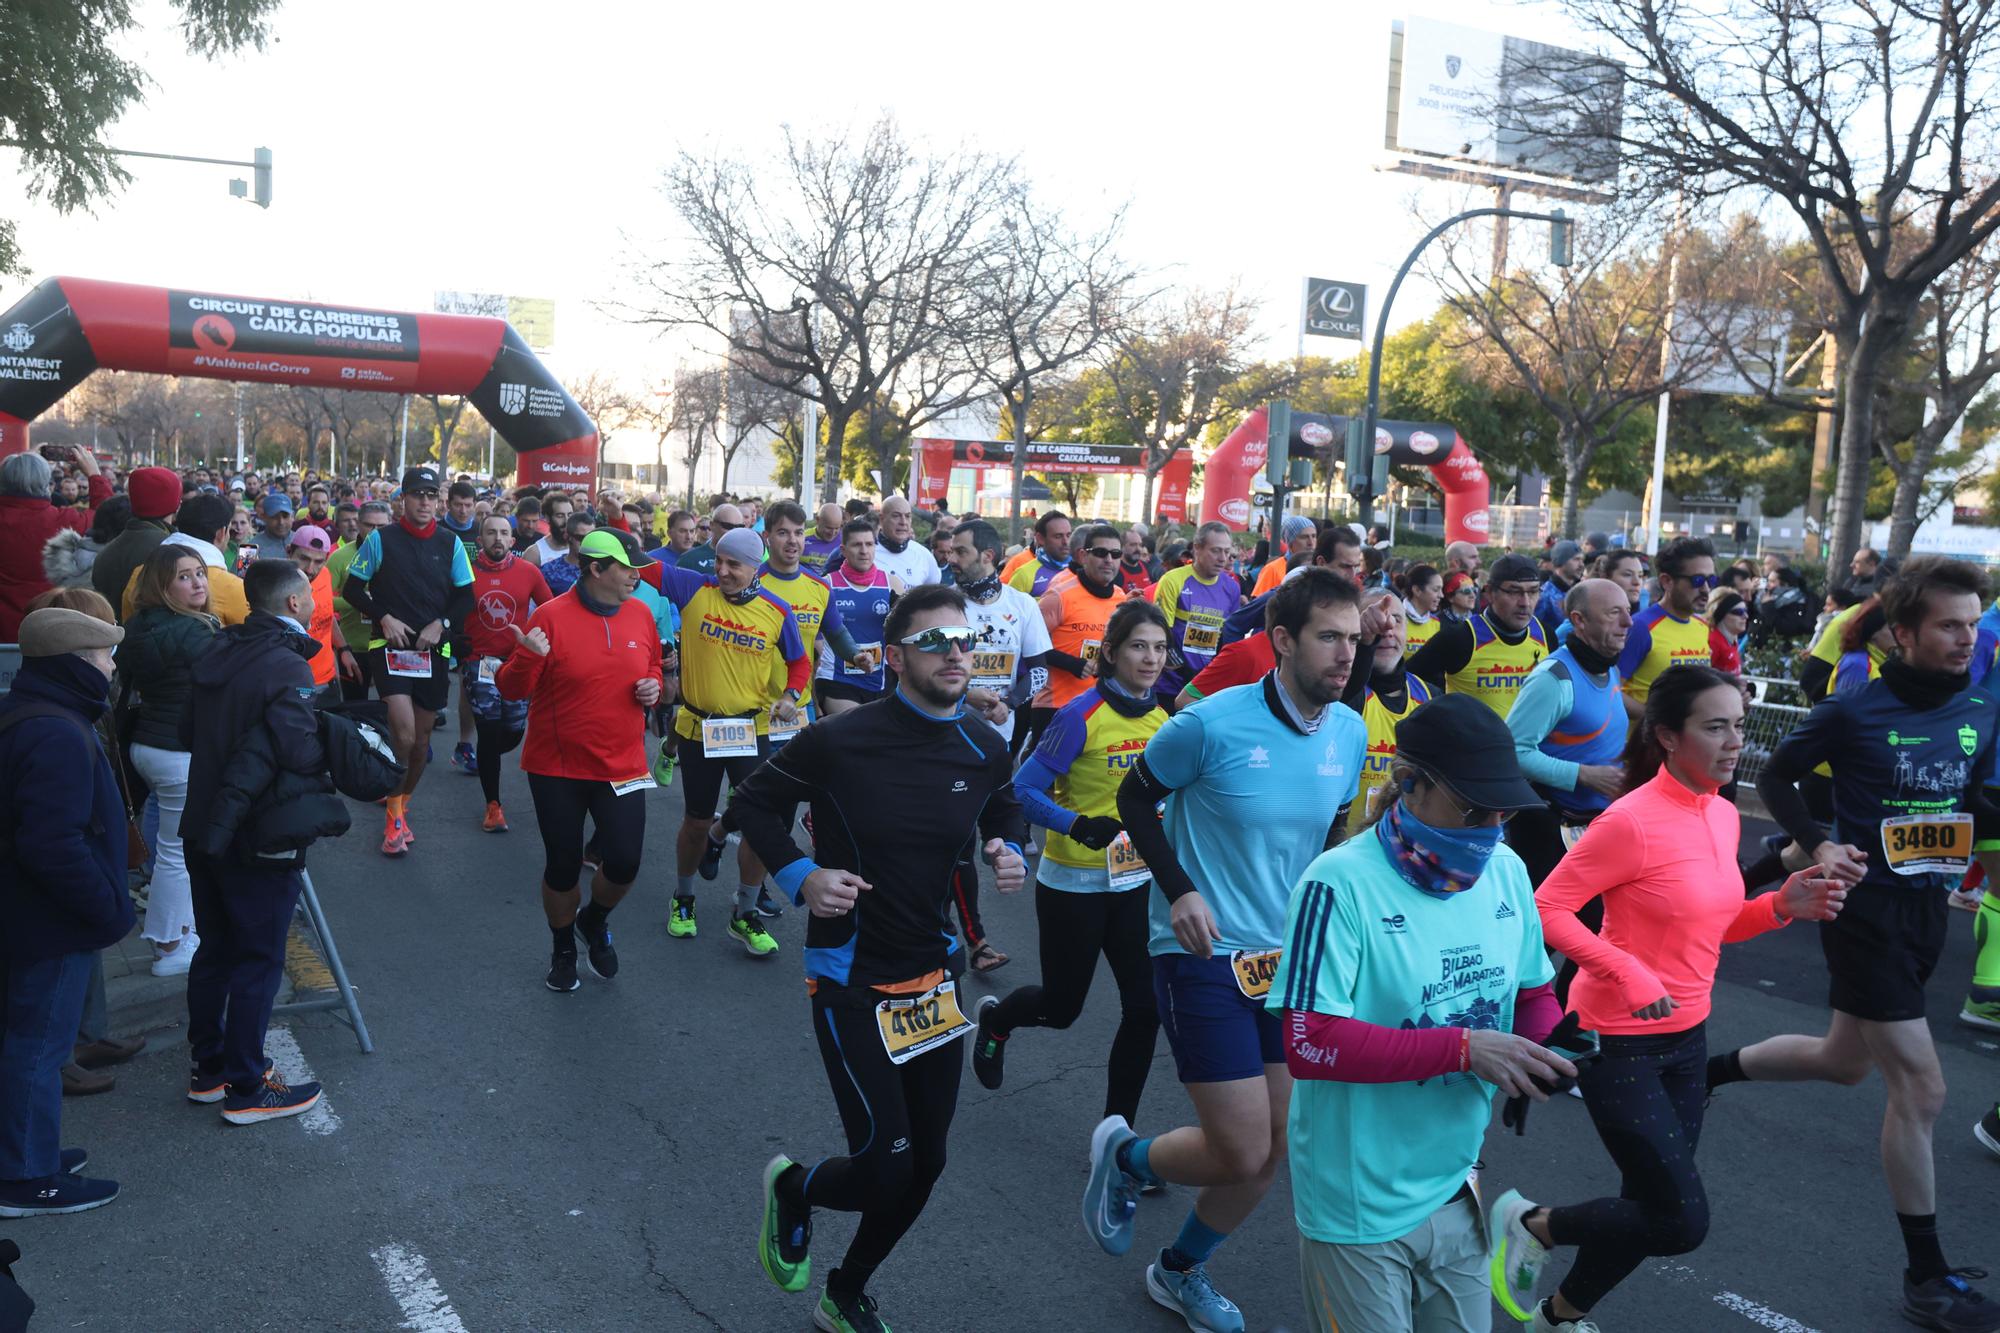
left=0, top=448, right=111, bottom=641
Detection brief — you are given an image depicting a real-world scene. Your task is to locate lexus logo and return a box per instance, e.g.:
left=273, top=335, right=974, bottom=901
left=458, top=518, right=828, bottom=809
left=1446, top=54, right=1462, bottom=78
left=498, top=382, right=526, bottom=415
left=2, top=323, right=32, bottom=353
left=1318, top=286, right=1356, bottom=318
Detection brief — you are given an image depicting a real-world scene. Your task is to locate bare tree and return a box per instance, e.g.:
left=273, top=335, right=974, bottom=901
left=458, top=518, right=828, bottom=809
left=629, top=115, right=1016, bottom=501
left=1531, top=0, right=2000, bottom=576
left=720, top=357, right=799, bottom=494
left=1097, top=288, right=1258, bottom=522
left=963, top=190, right=1132, bottom=541
left=670, top=365, right=725, bottom=511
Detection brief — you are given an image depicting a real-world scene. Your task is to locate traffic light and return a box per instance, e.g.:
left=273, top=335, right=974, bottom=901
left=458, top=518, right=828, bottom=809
left=253, top=147, right=272, bottom=209
left=1289, top=457, right=1313, bottom=488
left=1550, top=208, right=1572, bottom=267
left=1265, top=400, right=1291, bottom=488
left=1344, top=416, right=1369, bottom=499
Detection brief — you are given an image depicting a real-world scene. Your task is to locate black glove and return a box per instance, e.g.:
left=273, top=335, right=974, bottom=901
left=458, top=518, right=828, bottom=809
left=1165, top=647, right=1189, bottom=676
left=1069, top=815, right=1124, bottom=850
left=1500, top=1011, right=1598, bottom=1137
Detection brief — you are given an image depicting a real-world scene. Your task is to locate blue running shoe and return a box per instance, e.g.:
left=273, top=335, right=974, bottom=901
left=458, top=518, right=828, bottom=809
left=698, top=831, right=726, bottom=881
left=1145, top=1251, right=1244, bottom=1333
left=1082, top=1114, right=1140, bottom=1257
left=756, top=885, right=785, bottom=919
left=451, top=742, right=477, bottom=775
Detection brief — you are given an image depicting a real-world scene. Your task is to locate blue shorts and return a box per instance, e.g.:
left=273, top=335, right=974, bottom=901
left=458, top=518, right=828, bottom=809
left=462, top=659, right=529, bottom=729
left=1152, top=952, right=1283, bottom=1085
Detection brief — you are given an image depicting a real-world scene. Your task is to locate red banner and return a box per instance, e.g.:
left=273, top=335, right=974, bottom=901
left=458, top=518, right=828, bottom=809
left=515, top=435, right=598, bottom=494
left=914, top=438, right=1193, bottom=523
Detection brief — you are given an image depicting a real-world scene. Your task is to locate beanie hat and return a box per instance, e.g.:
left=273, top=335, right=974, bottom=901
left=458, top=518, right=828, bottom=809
left=127, top=467, right=180, bottom=520
left=19, top=607, right=124, bottom=657
left=716, top=528, right=767, bottom=567
left=1280, top=514, right=1316, bottom=547
left=1551, top=539, right=1581, bottom=567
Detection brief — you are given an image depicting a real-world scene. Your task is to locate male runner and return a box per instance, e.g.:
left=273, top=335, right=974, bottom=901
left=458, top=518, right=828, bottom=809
left=741, top=584, right=1027, bottom=1333
left=1714, top=558, right=2000, bottom=1332
left=817, top=520, right=904, bottom=715
left=328, top=499, right=391, bottom=703
left=803, top=503, right=847, bottom=573
left=870, top=497, right=941, bottom=588
left=1406, top=551, right=1548, bottom=719
left=1082, top=568, right=1368, bottom=1332
left=1617, top=536, right=1717, bottom=721
left=496, top=530, right=662, bottom=992
left=1008, top=510, right=1074, bottom=597
left=1342, top=597, right=1432, bottom=837
left=1249, top=514, right=1317, bottom=597
left=465, top=513, right=553, bottom=832
left=1149, top=521, right=1242, bottom=708
left=340, top=466, right=475, bottom=856
left=524, top=492, right=576, bottom=567
left=679, top=502, right=742, bottom=576
left=1026, top=523, right=1127, bottom=759
left=440, top=480, right=484, bottom=769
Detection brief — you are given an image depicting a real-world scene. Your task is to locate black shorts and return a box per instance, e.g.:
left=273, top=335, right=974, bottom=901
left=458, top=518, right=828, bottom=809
left=816, top=678, right=882, bottom=707
left=679, top=731, right=772, bottom=821
left=1820, top=882, right=1949, bottom=1022
left=367, top=646, right=450, bottom=712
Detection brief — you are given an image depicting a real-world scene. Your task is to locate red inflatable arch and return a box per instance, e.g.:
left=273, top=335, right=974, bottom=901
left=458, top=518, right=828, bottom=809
left=1200, top=406, right=1492, bottom=544
left=0, top=277, right=597, bottom=488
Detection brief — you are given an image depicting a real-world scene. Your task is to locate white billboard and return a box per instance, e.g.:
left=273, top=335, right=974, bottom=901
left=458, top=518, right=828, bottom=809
left=1393, top=17, right=1623, bottom=185
left=1674, top=306, right=1791, bottom=398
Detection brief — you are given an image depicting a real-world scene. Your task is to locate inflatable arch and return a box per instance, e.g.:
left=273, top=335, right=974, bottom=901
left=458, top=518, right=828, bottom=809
left=0, top=277, right=597, bottom=488
left=1199, top=406, right=1493, bottom=545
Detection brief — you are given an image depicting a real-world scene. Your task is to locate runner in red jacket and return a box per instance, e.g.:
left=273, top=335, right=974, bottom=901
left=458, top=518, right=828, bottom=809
left=463, top=515, right=555, bottom=832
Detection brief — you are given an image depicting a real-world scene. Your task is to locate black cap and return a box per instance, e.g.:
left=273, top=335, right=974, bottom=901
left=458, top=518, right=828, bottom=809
left=1488, top=553, right=1541, bottom=587
left=1393, top=695, right=1544, bottom=812
left=401, top=466, right=441, bottom=495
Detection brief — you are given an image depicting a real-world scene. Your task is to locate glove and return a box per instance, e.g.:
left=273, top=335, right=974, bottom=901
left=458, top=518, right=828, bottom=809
left=1069, top=815, right=1124, bottom=851
left=1165, top=647, right=1189, bottom=675
left=1500, top=1011, right=1598, bottom=1137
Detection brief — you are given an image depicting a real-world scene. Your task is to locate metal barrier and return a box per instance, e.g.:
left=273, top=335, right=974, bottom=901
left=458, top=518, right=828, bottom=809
left=1738, top=675, right=1809, bottom=789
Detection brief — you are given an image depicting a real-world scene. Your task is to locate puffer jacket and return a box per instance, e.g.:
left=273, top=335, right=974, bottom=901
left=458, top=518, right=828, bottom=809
left=189, top=707, right=404, bottom=868
left=118, top=605, right=218, bottom=751
left=41, top=529, right=103, bottom=590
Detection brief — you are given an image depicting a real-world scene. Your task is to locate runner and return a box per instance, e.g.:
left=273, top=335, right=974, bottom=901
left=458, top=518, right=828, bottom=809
left=443, top=482, right=483, bottom=773
left=1617, top=537, right=1718, bottom=721
left=1080, top=567, right=1368, bottom=1333
left=1025, top=523, right=1128, bottom=760
left=1401, top=563, right=1443, bottom=659
left=495, top=530, right=662, bottom=992
left=523, top=491, right=576, bottom=569
left=1406, top=552, right=1549, bottom=719
left=465, top=513, right=553, bottom=832
left=1343, top=597, right=1433, bottom=839
left=662, top=527, right=809, bottom=954
left=972, top=598, right=1167, bottom=1122
left=1249, top=514, right=1317, bottom=597
left=870, top=497, right=942, bottom=588
left=1008, top=511, right=1074, bottom=597
left=339, top=466, right=476, bottom=856
left=803, top=503, right=847, bottom=574
left=1501, top=666, right=1845, bottom=1332
left=678, top=502, right=742, bottom=576
left=1711, top=558, right=2000, bottom=1332
left=540, top=512, right=597, bottom=598
left=328, top=500, right=391, bottom=704
left=1150, top=521, right=1242, bottom=710
left=738, top=584, right=1027, bottom=1333
left=1268, top=694, right=1573, bottom=1333
left=816, top=520, right=904, bottom=716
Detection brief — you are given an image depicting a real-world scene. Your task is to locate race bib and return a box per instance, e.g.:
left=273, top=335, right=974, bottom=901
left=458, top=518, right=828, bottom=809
left=1181, top=620, right=1222, bottom=656
left=969, top=648, right=1016, bottom=693
left=767, top=702, right=811, bottom=747
left=476, top=656, right=501, bottom=686
left=1106, top=832, right=1150, bottom=891
left=1081, top=639, right=1102, bottom=668
left=1558, top=823, right=1589, bottom=852
left=700, top=715, right=758, bottom=758
left=1231, top=949, right=1282, bottom=1000
left=875, top=980, right=972, bottom=1065
left=839, top=642, right=883, bottom=677
left=609, top=775, right=657, bottom=797
left=1880, top=812, right=1975, bottom=877
left=385, top=649, right=433, bottom=678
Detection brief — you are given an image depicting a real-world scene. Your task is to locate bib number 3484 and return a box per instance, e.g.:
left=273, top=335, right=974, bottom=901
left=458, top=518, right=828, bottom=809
left=875, top=981, right=972, bottom=1064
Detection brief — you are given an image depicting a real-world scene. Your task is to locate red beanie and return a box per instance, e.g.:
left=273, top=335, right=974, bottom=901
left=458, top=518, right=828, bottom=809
left=127, top=467, right=180, bottom=520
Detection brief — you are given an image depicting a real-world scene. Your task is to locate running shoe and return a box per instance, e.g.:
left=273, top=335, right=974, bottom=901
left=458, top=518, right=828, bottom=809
left=971, top=995, right=1007, bottom=1091
left=652, top=739, right=676, bottom=787
left=546, top=950, right=580, bottom=993
left=755, top=885, right=786, bottom=919
left=482, top=801, right=509, bottom=833
left=401, top=815, right=416, bottom=847
left=1082, top=1114, right=1141, bottom=1257
left=1961, top=986, right=2000, bottom=1032
left=188, top=1061, right=273, bottom=1104
left=1144, top=1251, right=1244, bottom=1333
left=1489, top=1189, right=1551, bottom=1322
left=1902, top=1269, right=2000, bottom=1332
left=380, top=814, right=408, bottom=857
left=149, top=932, right=199, bottom=977
left=220, top=1071, right=322, bottom=1125
left=451, top=741, right=477, bottom=775
left=668, top=896, right=697, bottom=939
left=813, top=1288, right=890, bottom=1333
left=1977, top=1103, right=2000, bottom=1161
left=0, top=1175, right=119, bottom=1217
left=730, top=912, right=780, bottom=957
left=1530, top=1302, right=1601, bottom=1332
left=577, top=919, right=618, bottom=981
left=698, top=831, right=727, bottom=881
left=758, top=1154, right=812, bottom=1293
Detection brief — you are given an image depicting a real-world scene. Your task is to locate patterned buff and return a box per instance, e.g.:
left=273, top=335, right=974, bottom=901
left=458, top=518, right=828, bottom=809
left=1375, top=798, right=1503, bottom=900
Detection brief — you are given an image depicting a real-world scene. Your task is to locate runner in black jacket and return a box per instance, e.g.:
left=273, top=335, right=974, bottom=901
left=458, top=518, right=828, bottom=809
left=732, top=583, right=1027, bottom=1333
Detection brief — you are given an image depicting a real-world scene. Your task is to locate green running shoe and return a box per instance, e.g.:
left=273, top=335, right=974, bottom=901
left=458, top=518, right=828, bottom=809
left=758, top=1154, right=812, bottom=1292
left=813, top=1288, right=891, bottom=1333
left=730, top=912, right=779, bottom=957
left=1960, top=985, right=2000, bottom=1032
left=667, top=896, right=697, bottom=939
left=1488, top=1188, right=1550, bottom=1322
left=651, top=739, right=676, bottom=787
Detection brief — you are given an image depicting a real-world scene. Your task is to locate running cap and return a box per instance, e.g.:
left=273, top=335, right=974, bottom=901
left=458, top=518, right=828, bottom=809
left=259, top=492, right=293, bottom=516
left=1394, top=695, right=1543, bottom=813
left=288, top=524, right=332, bottom=554
left=400, top=466, right=441, bottom=495
left=1487, top=553, right=1541, bottom=587
left=576, top=527, right=657, bottom=569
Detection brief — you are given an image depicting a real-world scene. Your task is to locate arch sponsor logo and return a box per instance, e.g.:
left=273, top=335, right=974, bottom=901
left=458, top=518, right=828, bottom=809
left=1408, top=430, right=1441, bottom=456
left=1464, top=509, right=1491, bottom=534
left=1219, top=498, right=1249, bottom=525
left=1300, top=420, right=1333, bottom=448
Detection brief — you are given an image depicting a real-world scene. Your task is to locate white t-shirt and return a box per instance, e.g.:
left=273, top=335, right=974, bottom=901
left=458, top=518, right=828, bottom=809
left=962, top=585, right=1052, bottom=743
left=872, top=539, right=941, bottom=588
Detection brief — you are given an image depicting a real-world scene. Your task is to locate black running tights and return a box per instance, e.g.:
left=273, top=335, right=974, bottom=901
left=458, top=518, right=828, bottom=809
left=1543, top=1023, right=1711, bottom=1313
left=475, top=718, right=524, bottom=805
left=525, top=773, right=646, bottom=891
left=801, top=998, right=962, bottom=1299
left=989, top=881, right=1159, bottom=1124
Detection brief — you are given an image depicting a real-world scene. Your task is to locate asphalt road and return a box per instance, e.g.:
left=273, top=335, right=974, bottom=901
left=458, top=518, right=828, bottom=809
left=15, top=747, right=2000, bottom=1333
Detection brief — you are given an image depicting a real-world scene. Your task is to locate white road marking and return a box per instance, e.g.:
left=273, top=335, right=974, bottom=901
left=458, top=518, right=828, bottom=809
left=264, top=1025, right=341, bottom=1135
left=371, top=1244, right=469, bottom=1332
left=1714, top=1290, right=1821, bottom=1332
left=1757, top=979, right=1776, bottom=987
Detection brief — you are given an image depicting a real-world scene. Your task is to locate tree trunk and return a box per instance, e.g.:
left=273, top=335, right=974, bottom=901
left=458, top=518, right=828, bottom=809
left=1139, top=456, right=1158, bottom=528
left=1823, top=322, right=1901, bottom=585
left=820, top=406, right=850, bottom=505
left=1886, top=459, right=1923, bottom=560
left=1008, top=385, right=1031, bottom=545
left=1561, top=441, right=1589, bottom=541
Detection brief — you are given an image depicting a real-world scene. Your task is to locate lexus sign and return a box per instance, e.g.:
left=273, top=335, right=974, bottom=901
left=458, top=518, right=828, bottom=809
left=1302, top=278, right=1366, bottom=340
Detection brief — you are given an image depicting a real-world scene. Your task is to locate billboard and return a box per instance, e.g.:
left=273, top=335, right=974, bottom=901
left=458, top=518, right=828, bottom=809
left=1673, top=305, right=1791, bottom=397
left=913, top=438, right=1196, bottom=523
left=435, top=291, right=556, bottom=351
left=1392, top=17, right=1623, bottom=185
left=1302, top=278, right=1367, bottom=340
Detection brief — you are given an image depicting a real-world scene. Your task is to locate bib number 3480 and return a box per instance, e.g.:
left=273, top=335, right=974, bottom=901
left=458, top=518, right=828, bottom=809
left=1880, top=813, right=1974, bottom=876
left=875, top=981, right=972, bottom=1064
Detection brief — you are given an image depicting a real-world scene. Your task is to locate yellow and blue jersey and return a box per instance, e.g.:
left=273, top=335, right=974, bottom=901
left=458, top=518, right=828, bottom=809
left=1349, top=675, right=1433, bottom=835
left=1015, top=686, right=1168, bottom=883
left=1444, top=612, right=1548, bottom=718
left=648, top=566, right=808, bottom=737
left=1617, top=604, right=1714, bottom=706
left=758, top=564, right=843, bottom=693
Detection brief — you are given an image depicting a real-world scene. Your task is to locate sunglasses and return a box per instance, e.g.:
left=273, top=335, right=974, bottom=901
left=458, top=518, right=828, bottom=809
left=1411, top=767, right=1517, bottom=825
left=1082, top=546, right=1121, bottom=559
left=899, top=625, right=976, bottom=654
left=1682, top=572, right=1720, bottom=589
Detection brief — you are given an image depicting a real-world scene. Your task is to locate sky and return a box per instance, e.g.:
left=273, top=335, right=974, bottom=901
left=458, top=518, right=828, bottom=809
left=3, top=0, right=1593, bottom=394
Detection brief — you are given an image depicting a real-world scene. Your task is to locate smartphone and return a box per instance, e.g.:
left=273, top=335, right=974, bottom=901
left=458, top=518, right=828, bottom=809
left=37, top=444, right=70, bottom=462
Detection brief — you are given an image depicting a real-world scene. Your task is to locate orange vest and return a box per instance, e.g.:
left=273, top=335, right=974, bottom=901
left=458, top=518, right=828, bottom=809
left=305, top=564, right=337, bottom=687
left=1001, top=546, right=1038, bottom=584
left=1038, top=572, right=1127, bottom=708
